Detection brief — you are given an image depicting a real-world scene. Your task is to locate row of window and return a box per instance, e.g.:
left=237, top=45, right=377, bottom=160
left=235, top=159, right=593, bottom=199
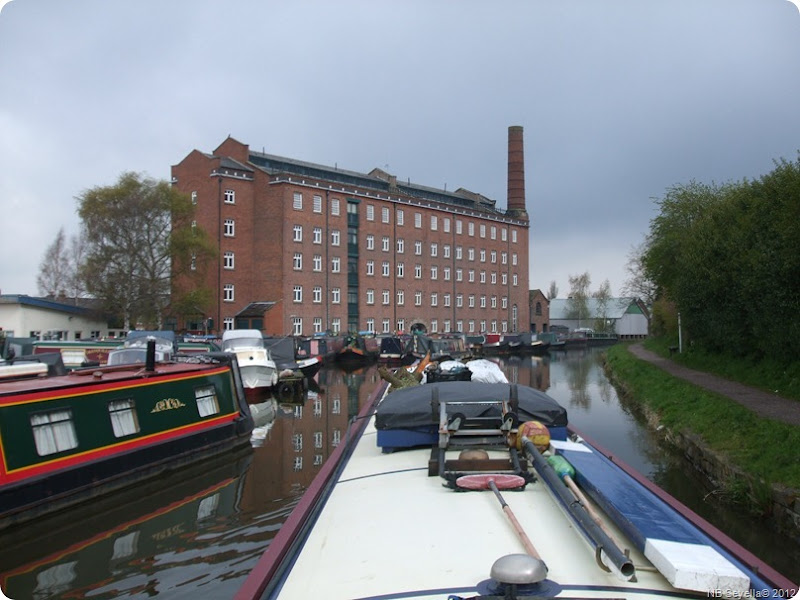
left=290, top=191, right=520, bottom=241
left=292, top=226, right=518, bottom=262
left=192, top=189, right=521, bottom=242
left=290, top=286, right=510, bottom=308
left=288, top=316, right=513, bottom=336
left=29, top=385, right=221, bottom=457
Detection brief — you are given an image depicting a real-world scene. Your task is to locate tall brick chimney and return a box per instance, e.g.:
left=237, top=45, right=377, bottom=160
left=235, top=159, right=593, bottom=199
left=506, top=125, right=528, bottom=220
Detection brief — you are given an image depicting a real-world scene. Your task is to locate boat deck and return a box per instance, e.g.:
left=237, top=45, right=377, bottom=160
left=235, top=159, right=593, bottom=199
left=269, top=416, right=713, bottom=599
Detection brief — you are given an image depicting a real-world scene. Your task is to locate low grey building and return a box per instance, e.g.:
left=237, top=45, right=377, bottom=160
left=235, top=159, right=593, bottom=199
left=549, top=297, right=649, bottom=339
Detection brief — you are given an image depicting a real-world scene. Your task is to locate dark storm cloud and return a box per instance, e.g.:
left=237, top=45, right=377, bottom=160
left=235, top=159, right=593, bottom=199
left=1, top=0, right=798, bottom=297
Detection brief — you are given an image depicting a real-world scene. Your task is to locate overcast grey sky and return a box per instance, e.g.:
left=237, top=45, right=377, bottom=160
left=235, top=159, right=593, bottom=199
left=1, top=0, right=799, bottom=300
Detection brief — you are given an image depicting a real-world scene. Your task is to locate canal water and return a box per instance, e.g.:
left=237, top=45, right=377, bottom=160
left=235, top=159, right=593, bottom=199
left=1, top=348, right=797, bottom=599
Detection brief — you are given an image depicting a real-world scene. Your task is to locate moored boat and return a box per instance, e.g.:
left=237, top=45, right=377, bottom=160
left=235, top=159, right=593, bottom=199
left=0, top=344, right=254, bottom=531
left=236, top=378, right=796, bottom=600
left=222, top=329, right=279, bottom=390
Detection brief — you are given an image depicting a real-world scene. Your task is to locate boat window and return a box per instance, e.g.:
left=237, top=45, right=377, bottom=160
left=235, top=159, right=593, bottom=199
left=108, top=399, right=140, bottom=437
left=30, top=409, right=78, bottom=456
left=195, top=385, right=220, bottom=417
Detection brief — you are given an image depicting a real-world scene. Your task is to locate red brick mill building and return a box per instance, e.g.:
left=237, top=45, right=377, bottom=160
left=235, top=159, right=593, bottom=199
left=169, top=126, right=531, bottom=337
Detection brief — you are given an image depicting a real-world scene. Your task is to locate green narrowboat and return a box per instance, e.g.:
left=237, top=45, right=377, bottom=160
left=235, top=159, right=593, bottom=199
left=0, top=351, right=253, bottom=531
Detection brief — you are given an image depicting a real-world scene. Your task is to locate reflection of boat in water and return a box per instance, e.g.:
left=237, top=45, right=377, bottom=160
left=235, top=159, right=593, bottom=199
left=0, top=451, right=253, bottom=600
left=222, top=329, right=279, bottom=390
left=0, top=343, right=254, bottom=531
left=237, top=379, right=796, bottom=600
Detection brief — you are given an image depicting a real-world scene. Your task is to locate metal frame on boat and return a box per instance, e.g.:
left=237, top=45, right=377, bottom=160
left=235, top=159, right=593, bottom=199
left=237, top=377, right=797, bottom=600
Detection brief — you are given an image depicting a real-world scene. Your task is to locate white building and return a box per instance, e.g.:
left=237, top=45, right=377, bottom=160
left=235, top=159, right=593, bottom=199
left=549, top=297, right=649, bottom=339
left=0, top=295, right=121, bottom=341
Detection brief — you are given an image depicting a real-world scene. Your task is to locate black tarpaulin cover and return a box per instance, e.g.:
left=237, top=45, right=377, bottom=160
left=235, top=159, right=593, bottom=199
left=374, top=382, right=568, bottom=430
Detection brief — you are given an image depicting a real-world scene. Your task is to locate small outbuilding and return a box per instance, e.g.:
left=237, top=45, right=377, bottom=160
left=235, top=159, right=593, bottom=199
left=0, top=295, right=121, bottom=340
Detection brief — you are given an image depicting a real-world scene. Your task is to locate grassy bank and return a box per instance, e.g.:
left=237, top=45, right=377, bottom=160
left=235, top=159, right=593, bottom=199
left=604, top=343, right=800, bottom=494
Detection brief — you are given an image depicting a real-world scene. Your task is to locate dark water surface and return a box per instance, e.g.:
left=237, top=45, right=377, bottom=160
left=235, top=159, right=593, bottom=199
left=1, top=349, right=797, bottom=598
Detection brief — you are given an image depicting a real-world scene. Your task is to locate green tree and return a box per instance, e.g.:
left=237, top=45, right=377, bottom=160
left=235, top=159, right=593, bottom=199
left=565, top=272, right=591, bottom=327
left=592, top=278, right=613, bottom=333
left=547, top=280, right=558, bottom=300
left=77, top=172, right=214, bottom=330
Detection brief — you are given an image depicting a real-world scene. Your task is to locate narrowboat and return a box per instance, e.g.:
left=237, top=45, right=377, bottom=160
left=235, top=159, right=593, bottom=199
left=236, top=378, right=796, bottom=600
left=0, top=344, right=254, bottom=531
left=378, top=334, right=408, bottom=363
left=334, top=333, right=375, bottom=366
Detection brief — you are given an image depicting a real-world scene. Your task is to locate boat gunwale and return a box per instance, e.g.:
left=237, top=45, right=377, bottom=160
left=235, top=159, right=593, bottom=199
left=235, top=380, right=388, bottom=600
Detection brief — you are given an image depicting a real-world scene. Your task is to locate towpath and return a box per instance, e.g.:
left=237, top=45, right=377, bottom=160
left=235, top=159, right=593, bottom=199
left=628, top=343, right=800, bottom=427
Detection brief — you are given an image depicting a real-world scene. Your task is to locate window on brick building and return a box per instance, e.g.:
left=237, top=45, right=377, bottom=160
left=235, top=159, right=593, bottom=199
left=224, top=189, right=235, bottom=204
left=490, top=225, right=496, bottom=240
left=313, top=287, right=322, bottom=303
left=397, top=239, right=404, bottom=253
left=382, top=236, right=390, bottom=252
left=332, top=198, right=340, bottom=216
left=224, top=252, right=234, bottom=270
left=443, top=218, right=450, bottom=233
left=431, top=293, right=438, bottom=306
left=430, top=243, right=438, bottom=257
left=444, top=293, right=451, bottom=307
left=513, top=274, right=518, bottom=286
left=382, top=207, right=390, bottom=223
left=456, top=219, right=463, bottom=235
left=331, top=318, right=341, bottom=334
left=397, top=262, right=404, bottom=278
left=191, top=191, right=197, bottom=205
left=382, top=261, right=390, bottom=277
left=313, top=317, right=323, bottom=333
left=224, top=219, right=235, bottom=237
left=191, top=253, right=197, bottom=271
left=313, top=227, right=322, bottom=244
left=331, top=230, right=340, bottom=246
left=293, top=286, right=302, bottom=302
left=468, top=222, right=474, bottom=236
left=469, top=295, right=475, bottom=308
left=430, top=266, right=438, bottom=280
left=366, top=289, right=374, bottom=304
left=293, top=317, right=302, bottom=335
left=223, top=284, right=234, bottom=302
left=415, top=291, right=422, bottom=306
left=415, top=212, right=422, bottom=228
left=382, top=290, right=390, bottom=305
left=331, top=257, right=340, bottom=272
left=224, top=317, right=234, bottom=330
left=456, top=294, right=463, bottom=307
left=293, top=225, right=302, bottom=242
left=491, top=296, right=497, bottom=308
left=293, top=192, right=302, bottom=210
left=397, top=318, right=405, bottom=332
left=431, top=319, right=438, bottom=333
left=415, top=264, right=422, bottom=279
left=313, top=254, right=322, bottom=271
left=443, top=244, right=450, bottom=259
left=331, top=288, right=341, bottom=303
left=366, top=260, right=374, bottom=276
left=366, top=205, right=375, bottom=221
left=382, top=318, right=390, bottom=333
left=366, top=318, right=374, bottom=332
left=397, top=290, right=404, bottom=305
left=396, top=209, right=404, bottom=225
left=430, top=215, right=438, bottom=231
left=366, top=235, right=374, bottom=250
left=313, top=195, right=322, bottom=213
left=414, top=241, right=422, bottom=255
left=293, top=253, right=302, bottom=270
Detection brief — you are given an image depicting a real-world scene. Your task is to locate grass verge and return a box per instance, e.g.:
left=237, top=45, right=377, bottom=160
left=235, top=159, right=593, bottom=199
left=604, top=342, right=800, bottom=494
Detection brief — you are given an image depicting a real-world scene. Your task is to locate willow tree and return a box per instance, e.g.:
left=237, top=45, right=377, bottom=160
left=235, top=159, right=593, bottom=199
left=77, top=172, right=214, bottom=330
